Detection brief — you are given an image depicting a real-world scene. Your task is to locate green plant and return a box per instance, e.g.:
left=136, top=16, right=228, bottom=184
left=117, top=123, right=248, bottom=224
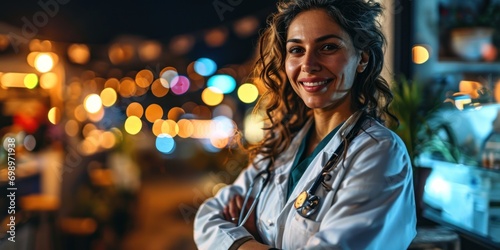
left=389, top=76, right=461, bottom=165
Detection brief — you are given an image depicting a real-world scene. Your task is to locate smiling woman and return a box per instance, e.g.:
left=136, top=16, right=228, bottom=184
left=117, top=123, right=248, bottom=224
left=193, top=0, right=417, bottom=249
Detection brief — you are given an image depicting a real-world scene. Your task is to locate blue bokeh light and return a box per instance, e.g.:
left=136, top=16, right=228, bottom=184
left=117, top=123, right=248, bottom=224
left=207, top=74, right=236, bottom=94
left=194, top=58, right=217, bottom=76
left=156, top=134, right=176, bottom=154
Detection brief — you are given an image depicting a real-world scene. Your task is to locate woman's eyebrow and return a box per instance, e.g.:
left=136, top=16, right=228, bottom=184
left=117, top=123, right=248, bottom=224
left=286, top=34, right=344, bottom=44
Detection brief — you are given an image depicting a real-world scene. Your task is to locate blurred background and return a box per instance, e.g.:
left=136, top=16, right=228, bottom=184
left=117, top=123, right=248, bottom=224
left=0, top=0, right=499, bottom=250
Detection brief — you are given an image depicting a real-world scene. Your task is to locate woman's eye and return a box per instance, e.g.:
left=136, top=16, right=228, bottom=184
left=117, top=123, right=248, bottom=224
left=288, top=47, right=303, bottom=54
left=322, top=44, right=340, bottom=51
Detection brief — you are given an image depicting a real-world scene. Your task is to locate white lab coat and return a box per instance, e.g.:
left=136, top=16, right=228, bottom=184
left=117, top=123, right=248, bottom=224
left=194, top=115, right=417, bottom=250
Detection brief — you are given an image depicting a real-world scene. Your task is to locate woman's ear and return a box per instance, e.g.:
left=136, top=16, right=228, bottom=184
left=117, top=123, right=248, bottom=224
left=357, top=51, right=369, bottom=73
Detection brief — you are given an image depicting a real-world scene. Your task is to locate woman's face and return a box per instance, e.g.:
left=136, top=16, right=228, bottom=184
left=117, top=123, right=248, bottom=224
left=285, top=9, right=367, bottom=110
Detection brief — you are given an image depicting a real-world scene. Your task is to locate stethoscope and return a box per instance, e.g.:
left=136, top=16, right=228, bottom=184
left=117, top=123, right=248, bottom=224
left=237, top=112, right=367, bottom=226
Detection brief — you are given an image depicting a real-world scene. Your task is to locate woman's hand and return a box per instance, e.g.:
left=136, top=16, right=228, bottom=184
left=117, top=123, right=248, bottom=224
left=222, top=194, right=260, bottom=241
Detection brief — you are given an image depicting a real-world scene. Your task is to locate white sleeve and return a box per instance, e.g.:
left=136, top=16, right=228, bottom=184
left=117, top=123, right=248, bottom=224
left=193, top=164, right=261, bottom=250
left=302, top=131, right=417, bottom=250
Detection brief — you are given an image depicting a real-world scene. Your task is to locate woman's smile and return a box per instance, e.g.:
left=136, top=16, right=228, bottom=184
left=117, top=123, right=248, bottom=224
left=285, top=9, right=363, bottom=110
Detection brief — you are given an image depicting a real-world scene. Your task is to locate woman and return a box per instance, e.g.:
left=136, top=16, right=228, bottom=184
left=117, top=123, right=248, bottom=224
left=194, top=0, right=417, bottom=249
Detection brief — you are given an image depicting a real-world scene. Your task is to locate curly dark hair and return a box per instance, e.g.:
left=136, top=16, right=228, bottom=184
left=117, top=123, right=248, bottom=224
left=247, top=0, right=397, bottom=167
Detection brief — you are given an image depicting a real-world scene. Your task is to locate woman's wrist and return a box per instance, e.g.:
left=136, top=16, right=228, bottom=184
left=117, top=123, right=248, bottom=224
left=237, top=239, right=271, bottom=250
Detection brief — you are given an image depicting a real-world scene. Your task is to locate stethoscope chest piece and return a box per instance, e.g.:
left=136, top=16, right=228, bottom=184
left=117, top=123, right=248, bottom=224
left=294, top=191, right=321, bottom=217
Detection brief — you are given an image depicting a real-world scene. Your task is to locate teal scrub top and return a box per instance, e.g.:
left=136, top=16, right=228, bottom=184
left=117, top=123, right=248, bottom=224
left=287, top=123, right=343, bottom=199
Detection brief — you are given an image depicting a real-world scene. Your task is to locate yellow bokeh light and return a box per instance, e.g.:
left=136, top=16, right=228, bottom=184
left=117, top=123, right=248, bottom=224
left=65, top=120, right=79, bottom=137
left=412, top=45, right=430, bottom=64
left=201, top=87, right=224, bottom=106
left=48, top=107, right=61, bottom=125
left=135, top=69, right=154, bottom=88
left=24, top=73, right=38, bottom=89
left=100, top=88, right=117, bottom=107
left=161, top=119, right=178, bottom=137
left=34, top=52, right=55, bottom=73
left=177, top=119, right=194, bottom=138
left=151, top=79, right=169, bottom=97
left=145, top=104, right=163, bottom=123
left=84, top=94, right=103, bottom=113
left=244, top=112, right=265, bottom=144
left=39, top=72, right=58, bottom=89
left=238, top=83, right=259, bottom=103
left=124, top=116, right=142, bottom=135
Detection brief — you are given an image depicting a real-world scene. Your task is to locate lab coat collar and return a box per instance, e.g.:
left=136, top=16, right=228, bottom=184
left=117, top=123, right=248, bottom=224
left=281, top=111, right=367, bottom=208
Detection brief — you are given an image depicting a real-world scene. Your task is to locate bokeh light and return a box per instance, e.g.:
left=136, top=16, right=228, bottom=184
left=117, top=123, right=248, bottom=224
left=145, top=104, right=163, bottom=123
left=171, top=75, right=190, bottom=95
left=238, top=83, right=259, bottom=103
left=161, top=119, right=178, bottom=137
left=68, top=44, right=90, bottom=65
left=65, top=120, right=80, bottom=137
left=126, top=102, right=144, bottom=118
left=151, top=79, right=169, bottom=97
left=138, top=40, right=162, bottom=61
left=34, top=52, right=56, bottom=73
left=207, top=74, right=236, bottom=94
left=204, top=27, right=228, bottom=47
left=168, top=107, right=185, bottom=121
left=124, top=116, right=142, bottom=135
left=119, top=77, right=137, bottom=97
left=194, top=58, right=217, bottom=76
left=104, top=78, right=120, bottom=91
left=88, top=108, right=105, bottom=123
left=412, top=45, right=430, bottom=64
left=160, top=68, right=178, bottom=88
left=74, top=105, right=87, bottom=122
left=177, top=119, right=194, bottom=138
left=202, top=87, right=224, bottom=106
left=24, top=135, right=36, bottom=151
left=156, top=134, right=175, bottom=154
left=100, top=88, right=118, bottom=107
left=100, top=131, right=117, bottom=149
left=24, top=74, right=38, bottom=89
left=84, top=94, right=103, bottom=113
left=152, top=119, right=164, bottom=136
left=135, top=69, right=154, bottom=88
left=39, top=72, right=58, bottom=89
left=244, top=112, right=265, bottom=144
left=48, top=107, right=61, bottom=124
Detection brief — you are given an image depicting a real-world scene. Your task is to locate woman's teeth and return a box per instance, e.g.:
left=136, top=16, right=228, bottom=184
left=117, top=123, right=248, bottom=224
left=301, top=80, right=328, bottom=87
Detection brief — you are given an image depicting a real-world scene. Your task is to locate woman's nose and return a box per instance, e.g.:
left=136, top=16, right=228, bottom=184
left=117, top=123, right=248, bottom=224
left=301, top=52, right=321, bottom=73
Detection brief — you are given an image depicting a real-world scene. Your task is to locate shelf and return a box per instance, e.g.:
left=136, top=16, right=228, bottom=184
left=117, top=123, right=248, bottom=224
left=434, top=61, right=500, bottom=73
left=417, top=157, right=500, bottom=176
